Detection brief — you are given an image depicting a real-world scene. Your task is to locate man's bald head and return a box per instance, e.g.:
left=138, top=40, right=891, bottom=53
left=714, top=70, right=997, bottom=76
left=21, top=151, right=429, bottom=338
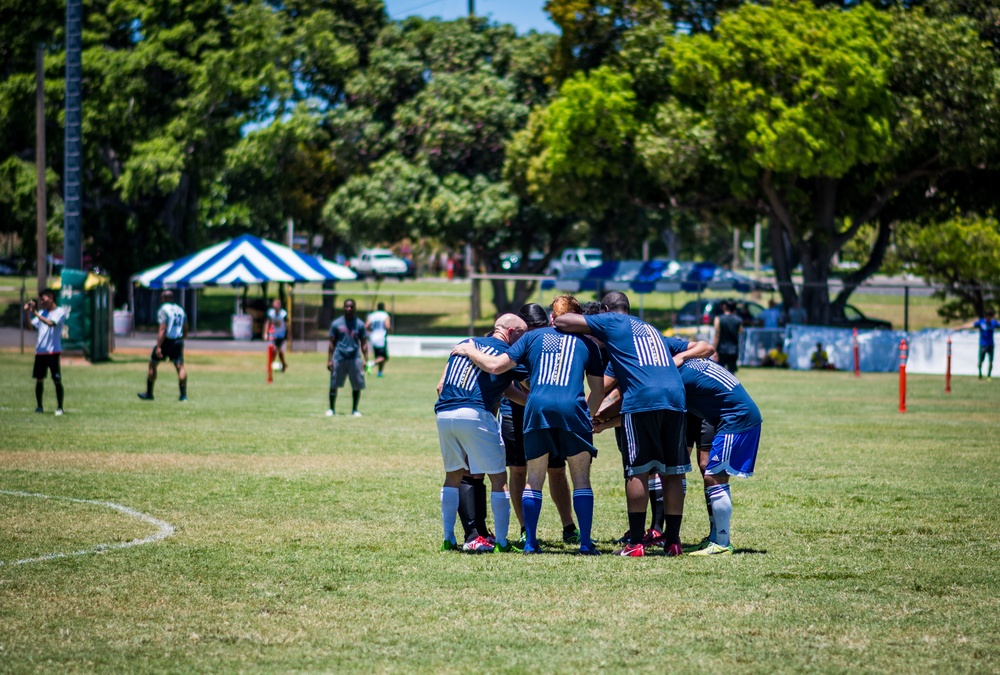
left=494, top=313, right=527, bottom=345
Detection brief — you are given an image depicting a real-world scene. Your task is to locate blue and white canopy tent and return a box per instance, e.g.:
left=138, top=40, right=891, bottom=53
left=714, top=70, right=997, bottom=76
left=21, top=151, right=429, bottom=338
left=131, top=234, right=356, bottom=337
left=133, top=234, right=355, bottom=288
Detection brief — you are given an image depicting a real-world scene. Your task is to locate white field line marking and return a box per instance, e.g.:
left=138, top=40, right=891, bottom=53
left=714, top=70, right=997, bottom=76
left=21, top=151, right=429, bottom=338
left=0, top=490, right=176, bottom=567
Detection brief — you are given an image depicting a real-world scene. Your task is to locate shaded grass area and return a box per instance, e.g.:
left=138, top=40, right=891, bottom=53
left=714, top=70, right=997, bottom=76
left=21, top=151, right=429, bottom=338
left=1, top=354, right=998, bottom=671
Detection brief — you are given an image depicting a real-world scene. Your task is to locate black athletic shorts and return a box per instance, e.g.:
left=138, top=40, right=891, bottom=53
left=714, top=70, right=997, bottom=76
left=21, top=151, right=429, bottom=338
left=273, top=336, right=286, bottom=350
left=502, top=404, right=566, bottom=469
left=619, top=409, right=690, bottom=477
left=151, top=338, right=184, bottom=365
left=685, top=413, right=717, bottom=451
left=980, top=345, right=995, bottom=361
left=32, top=353, right=61, bottom=380
left=523, top=428, right=596, bottom=462
left=374, top=345, right=388, bottom=359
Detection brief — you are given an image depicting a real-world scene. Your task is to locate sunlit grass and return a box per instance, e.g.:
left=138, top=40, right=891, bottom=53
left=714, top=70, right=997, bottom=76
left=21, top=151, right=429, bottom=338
left=1, top=351, right=998, bottom=671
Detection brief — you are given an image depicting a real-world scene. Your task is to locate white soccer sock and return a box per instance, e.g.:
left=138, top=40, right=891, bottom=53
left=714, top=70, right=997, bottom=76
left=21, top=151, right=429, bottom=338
left=441, top=486, right=459, bottom=544
left=708, top=484, right=732, bottom=547
left=491, top=490, right=511, bottom=547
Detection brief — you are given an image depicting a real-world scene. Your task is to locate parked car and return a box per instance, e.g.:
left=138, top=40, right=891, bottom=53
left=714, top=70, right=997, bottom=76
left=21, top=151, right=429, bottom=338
left=546, top=248, right=604, bottom=277
left=829, top=304, right=892, bottom=330
left=675, top=299, right=765, bottom=327
left=770, top=302, right=892, bottom=330
left=349, top=248, right=408, bottom=278
left=0, top=258, right=21, bottom=276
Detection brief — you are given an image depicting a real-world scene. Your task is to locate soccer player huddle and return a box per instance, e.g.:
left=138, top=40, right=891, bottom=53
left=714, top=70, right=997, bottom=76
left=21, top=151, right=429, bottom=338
left=435, top=291, right=762, bottom=557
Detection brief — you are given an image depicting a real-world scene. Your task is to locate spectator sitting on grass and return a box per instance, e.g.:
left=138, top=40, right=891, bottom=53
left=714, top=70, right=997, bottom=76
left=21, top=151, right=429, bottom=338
left=810, top=342, right=834, bottom=370
left=763, top=343, right=789, bottom=368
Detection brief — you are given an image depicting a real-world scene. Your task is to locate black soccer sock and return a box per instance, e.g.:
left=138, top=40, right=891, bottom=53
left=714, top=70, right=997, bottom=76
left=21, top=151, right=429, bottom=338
left=35, top=381, right=44, bottom=408
left=147, top=379, right=154, bottom=397
left=458, top=476, right=478, bottom=541
left=649, top=487, right=664, bottom=533
left=329, top=392, right=336, bottom=413
left=472, top=477, right=489, bottom=538
left=563, top=523, right=578, bottom=536
left=628, top=512, right=646, bottom=546
left=54, top=381, right=64, bottom=409
left=352, top=389, right=361, bottom=413
left=179, top=383, right=186, bottom=398
left=665, top=514, right=683, bottom=546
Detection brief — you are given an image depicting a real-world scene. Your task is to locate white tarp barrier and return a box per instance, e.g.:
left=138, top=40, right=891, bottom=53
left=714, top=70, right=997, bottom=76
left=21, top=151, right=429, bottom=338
left=784, top=326, right=982, bottom=374
left=905, top=329, right=981, bottom=376
left=786, top=326, right=908, bottom=372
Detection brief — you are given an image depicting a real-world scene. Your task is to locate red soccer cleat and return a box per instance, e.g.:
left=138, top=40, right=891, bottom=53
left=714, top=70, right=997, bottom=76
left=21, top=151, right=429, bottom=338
left=665, top=543, right=683, bottom=557
left=614, top=543, right=645, bottom=557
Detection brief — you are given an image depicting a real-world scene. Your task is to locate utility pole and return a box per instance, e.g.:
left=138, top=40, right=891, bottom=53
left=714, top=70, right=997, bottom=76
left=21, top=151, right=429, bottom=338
left=753, top=220, right=761, bottom=276
left=468, top=0, right=474, bottom=17
left=36, top=45, right=47, bottom=292
left=63, top=0, right=83, bottom=271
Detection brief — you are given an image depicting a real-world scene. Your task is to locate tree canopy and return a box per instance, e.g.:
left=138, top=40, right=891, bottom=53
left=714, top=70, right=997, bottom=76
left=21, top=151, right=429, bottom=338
left=1, top=0, right=998, bottom=320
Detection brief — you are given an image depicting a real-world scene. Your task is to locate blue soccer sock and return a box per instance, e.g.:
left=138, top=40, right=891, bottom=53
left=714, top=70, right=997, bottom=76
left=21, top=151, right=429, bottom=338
left=522, top=489, right=543, bottom=552
left=491, top=490, right=511, bottom=547
left=572, top=489, right=594, bottom=548
left=707, top=484, right=732, bottom=547
left=704, top=487, right=717, bottom=543
left=441, top=487, right=459, bottom=544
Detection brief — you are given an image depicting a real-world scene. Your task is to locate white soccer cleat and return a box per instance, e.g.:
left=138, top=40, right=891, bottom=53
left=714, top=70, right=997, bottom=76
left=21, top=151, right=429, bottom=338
left=325, top=409, right=335, bottom=417
left=54, top=409, right=64, bottom=416
left=351, top=410, right=363, bottom=417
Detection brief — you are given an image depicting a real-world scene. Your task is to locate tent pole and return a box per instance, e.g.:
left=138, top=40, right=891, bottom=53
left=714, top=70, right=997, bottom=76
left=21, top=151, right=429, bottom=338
left=192, top=289, right=198, bottom=337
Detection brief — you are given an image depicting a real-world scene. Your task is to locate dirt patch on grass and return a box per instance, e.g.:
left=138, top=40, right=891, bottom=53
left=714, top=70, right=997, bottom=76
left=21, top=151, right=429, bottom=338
left=0, top=450, right=437, bottom=475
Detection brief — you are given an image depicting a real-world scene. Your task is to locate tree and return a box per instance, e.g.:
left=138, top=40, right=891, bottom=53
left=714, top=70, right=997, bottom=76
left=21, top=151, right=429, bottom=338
left=206, top=105, right=337, bottom=243
left=898, top=216, right=1000, bottom=320
left=653, top=1, right=999, bottom=322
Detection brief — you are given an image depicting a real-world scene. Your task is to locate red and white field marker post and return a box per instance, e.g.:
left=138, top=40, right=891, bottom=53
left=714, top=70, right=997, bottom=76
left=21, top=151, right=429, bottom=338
left=266, top=326, right=275, bottom=384
left=899, top=338, right=908, bottom=413
left=945, top=333, right=952, bottom=394
left=853, top=327, right=860, bottom=378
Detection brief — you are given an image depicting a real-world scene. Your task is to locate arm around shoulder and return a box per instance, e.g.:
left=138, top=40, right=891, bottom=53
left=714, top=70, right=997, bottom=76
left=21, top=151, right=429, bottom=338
left=554, top=313, right=590, bottom=334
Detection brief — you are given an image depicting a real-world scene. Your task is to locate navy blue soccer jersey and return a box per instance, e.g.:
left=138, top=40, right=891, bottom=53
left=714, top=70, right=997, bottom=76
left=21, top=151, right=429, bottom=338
left=678, top=358, right=762, bottom=434
left=584, top=313, right=686, bottom=414
left=434, top=337, right=516, bottom=414
left=505, top=327, right=604, bottom=435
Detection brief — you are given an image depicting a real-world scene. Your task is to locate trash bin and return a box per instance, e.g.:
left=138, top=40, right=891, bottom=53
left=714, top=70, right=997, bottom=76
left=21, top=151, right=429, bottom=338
left=58, top=269, right=112, bottom=362
left=113, top=310, right=133, bottom=335
left=231, top=314, right=253, bottom=340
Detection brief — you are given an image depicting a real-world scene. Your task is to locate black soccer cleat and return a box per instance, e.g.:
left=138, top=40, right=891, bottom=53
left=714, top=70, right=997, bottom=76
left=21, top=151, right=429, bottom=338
left=137, top=393, right=154, bottom=401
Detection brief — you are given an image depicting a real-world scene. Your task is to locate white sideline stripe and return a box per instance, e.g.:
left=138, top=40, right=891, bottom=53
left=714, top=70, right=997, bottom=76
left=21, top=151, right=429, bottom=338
left=0, top=490, right=175, bottom=567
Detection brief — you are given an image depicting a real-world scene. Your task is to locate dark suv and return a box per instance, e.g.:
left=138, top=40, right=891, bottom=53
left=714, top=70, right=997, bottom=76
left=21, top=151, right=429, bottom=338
left=772, top=302, right=892, bottom=330
left=675, top=299, right=765, bottom=327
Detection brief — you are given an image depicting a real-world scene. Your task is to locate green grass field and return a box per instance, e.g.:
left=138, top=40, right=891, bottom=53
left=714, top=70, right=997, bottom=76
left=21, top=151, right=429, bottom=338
left=1, top=351, right=999, bottom=672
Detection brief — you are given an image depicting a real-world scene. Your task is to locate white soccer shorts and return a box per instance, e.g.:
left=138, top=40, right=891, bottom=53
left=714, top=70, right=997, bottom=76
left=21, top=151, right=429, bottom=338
left=436, top=408, right=506, bottom=476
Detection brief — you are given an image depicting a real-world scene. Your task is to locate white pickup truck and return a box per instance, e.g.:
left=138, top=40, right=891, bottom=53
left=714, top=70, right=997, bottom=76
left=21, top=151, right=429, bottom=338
left=546, top=248, right=604, bottom=277
left=349, top=248, right=408, bottom=278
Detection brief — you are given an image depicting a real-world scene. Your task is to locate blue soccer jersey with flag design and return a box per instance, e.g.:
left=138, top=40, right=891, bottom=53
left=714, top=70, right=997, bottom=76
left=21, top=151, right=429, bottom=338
left=584, top=312, right=686, bottom=414
left=434, top=337, right=517, bottom=414
left=505, top=327, right=604, bottom=434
